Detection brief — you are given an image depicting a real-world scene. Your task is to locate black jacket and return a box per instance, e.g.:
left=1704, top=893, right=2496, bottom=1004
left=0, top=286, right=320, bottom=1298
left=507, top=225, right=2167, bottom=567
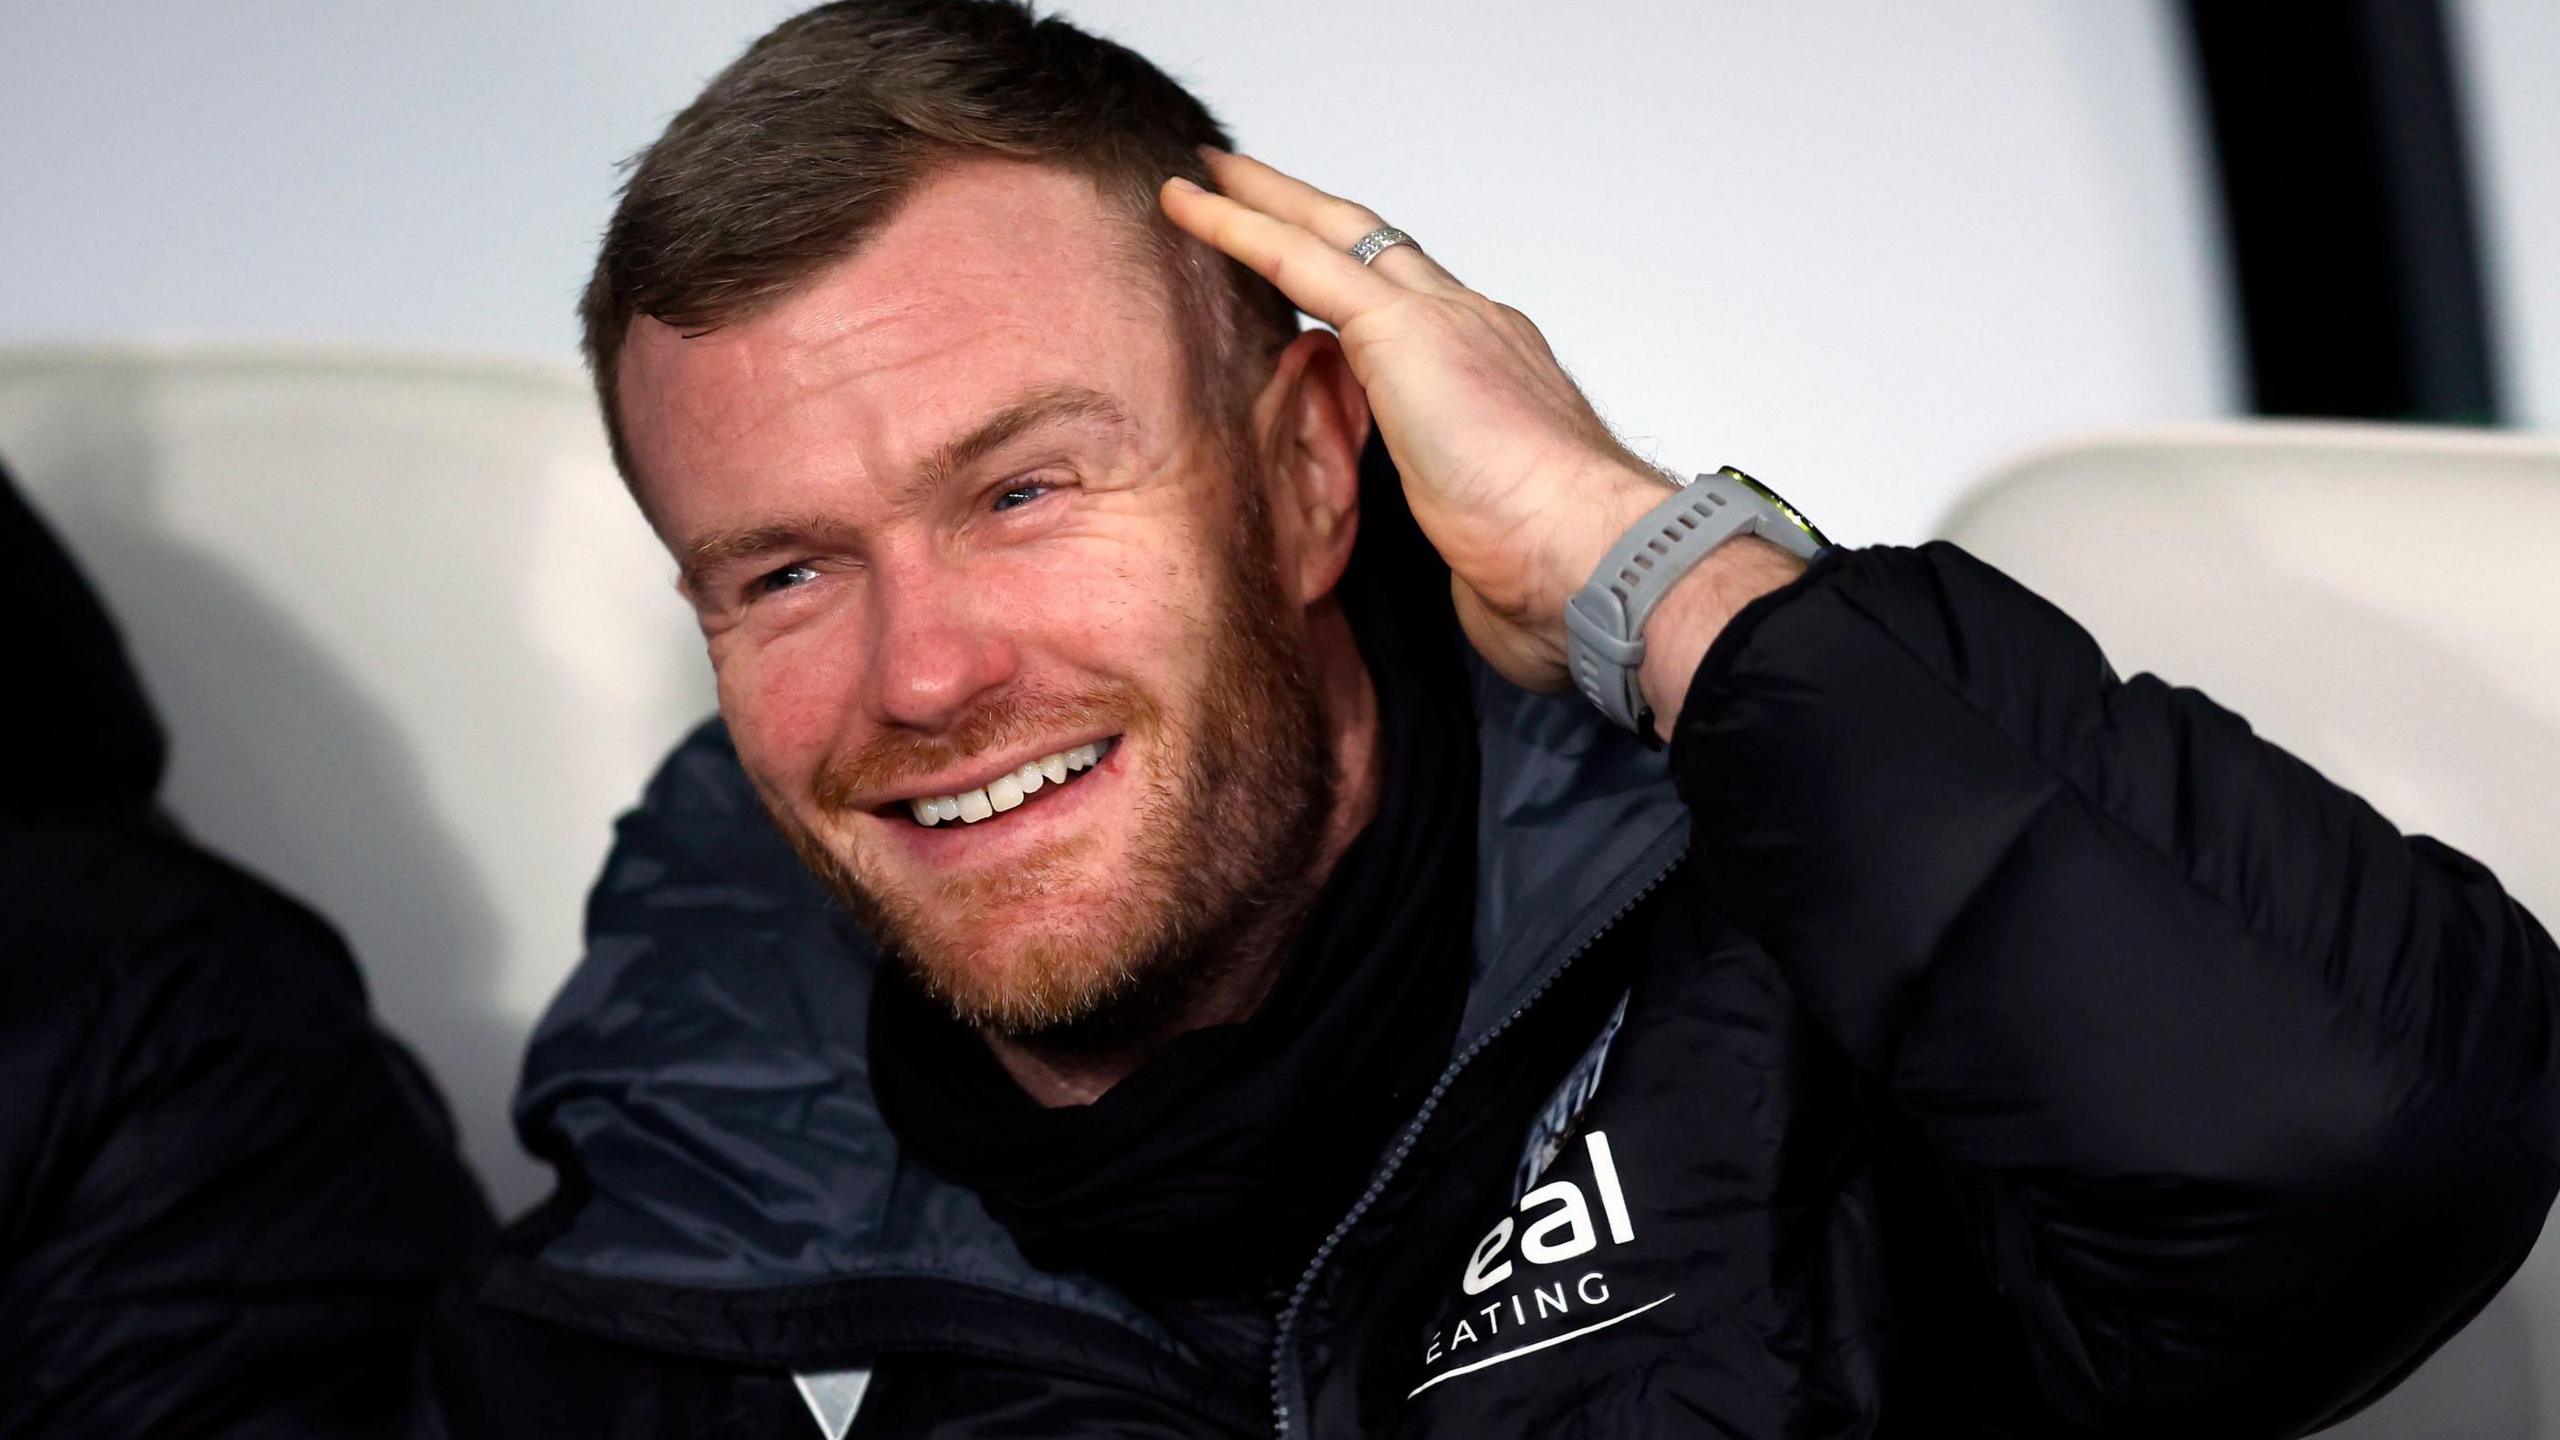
left=420, top=460, right=2559, bottom=1437
left=0, top=462, right=493, bottom=1437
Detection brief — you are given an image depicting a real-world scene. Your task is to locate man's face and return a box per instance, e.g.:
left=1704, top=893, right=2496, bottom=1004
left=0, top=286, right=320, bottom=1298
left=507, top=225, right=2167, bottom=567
left=618, top=158, right=1331, bottom=1035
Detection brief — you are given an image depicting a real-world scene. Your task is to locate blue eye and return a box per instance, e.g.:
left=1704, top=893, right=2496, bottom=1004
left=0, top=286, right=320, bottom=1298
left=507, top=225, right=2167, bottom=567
left=992, top=481, right=1050, bottom=513
left=755, top=563, right=820, bottom=595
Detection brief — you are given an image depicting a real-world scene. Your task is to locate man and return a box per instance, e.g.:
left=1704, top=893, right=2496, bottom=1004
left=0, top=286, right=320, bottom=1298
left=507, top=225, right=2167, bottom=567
left=0, top=458, right=493, bottom=1438
left=419, top=3, right=2560, bottom=1436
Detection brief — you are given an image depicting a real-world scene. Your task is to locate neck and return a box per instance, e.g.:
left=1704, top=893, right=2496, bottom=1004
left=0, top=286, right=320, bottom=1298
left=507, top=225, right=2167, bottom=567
left=982, top=601, right=1381, bottom=1106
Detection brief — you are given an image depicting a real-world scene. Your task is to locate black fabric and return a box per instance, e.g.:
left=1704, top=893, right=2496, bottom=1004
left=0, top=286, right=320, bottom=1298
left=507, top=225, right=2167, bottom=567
left=868, top=492, right=1477, bottom=1299
left=426, top=538, right=2560, bottom=1439
left=1667, top=541, right=2560, bottom=1434
left=2181, top=0, right=2500, bottom=422
left=0, top=455, right=494, bottom=1437
left=0, top=823, right=495, bottom=1440
left=0, top=461, right=164, bottom=818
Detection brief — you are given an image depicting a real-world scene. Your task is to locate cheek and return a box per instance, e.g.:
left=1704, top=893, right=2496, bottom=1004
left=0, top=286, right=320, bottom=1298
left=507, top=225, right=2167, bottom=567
left=1010, top=541, right=1202, bottom=687
left=711, top=618, right=866, bottom=787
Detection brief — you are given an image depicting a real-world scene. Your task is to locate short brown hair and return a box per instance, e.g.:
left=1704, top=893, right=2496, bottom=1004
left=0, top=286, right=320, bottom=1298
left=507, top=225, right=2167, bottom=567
left=580, top=0, right=1301, bottom=488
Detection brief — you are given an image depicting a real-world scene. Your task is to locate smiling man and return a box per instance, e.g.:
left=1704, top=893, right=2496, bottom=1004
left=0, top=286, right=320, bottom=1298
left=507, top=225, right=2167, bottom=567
left=418, top=4, right=2560, bottom=1438
left=623, top=162, right=1366, bottom=1083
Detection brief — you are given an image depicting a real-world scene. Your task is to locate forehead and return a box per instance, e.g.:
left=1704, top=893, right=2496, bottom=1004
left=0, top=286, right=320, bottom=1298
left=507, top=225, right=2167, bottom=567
left=616, top=156, right=1185, bottom=519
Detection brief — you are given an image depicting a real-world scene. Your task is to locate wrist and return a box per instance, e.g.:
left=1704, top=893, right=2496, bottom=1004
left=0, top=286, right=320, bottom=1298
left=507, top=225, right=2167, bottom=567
left=1536, top=462, right=1681, bottom=655
left=1550, top=460, right=1824, bottom=735
left=1632, top=535, right=1806, bottom=742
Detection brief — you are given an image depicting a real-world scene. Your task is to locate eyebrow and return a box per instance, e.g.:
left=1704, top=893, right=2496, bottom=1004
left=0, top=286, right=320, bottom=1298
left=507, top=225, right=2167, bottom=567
left=676, top=382, right=1131, bottom=592
left=910, top=383, right=1128, bottom=506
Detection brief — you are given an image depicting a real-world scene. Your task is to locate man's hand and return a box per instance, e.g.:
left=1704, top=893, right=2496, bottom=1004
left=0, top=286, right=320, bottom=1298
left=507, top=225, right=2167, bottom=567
left=1162, top=150, right=1698, bottom=695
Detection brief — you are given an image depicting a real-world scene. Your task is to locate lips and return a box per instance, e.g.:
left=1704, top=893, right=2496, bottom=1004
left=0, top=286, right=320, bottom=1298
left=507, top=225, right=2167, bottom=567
left=903, top=737, right=1118, bottom=825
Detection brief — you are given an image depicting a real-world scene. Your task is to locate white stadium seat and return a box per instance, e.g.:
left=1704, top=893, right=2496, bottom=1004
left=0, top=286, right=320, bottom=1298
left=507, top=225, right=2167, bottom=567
left=0, top=343, right=713, bottom=1215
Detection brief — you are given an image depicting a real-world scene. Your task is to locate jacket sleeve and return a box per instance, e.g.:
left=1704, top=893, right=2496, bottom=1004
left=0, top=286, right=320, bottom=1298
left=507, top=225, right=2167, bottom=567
left=0, top=824, right=494, bottom=1440
left=1668, top=541, right=2560, bottom=1436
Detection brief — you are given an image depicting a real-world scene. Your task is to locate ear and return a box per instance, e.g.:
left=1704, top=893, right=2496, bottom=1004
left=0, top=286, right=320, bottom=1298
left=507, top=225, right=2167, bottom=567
left=1249, top=329, right=1373, bottom=609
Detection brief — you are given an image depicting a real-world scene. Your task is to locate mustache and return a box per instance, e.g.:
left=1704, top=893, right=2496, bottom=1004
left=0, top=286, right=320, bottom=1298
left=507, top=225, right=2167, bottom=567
left=813, top=684, right=1155, bottom=811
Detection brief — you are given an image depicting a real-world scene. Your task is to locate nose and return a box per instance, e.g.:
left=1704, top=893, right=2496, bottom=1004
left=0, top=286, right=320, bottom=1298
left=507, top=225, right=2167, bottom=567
left=860, top=553, right=1019, bottom=733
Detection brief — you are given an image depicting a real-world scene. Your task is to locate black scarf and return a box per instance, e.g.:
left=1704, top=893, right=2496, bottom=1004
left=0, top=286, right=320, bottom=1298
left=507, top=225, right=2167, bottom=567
left=868, top=481, right=1476, bottom=1297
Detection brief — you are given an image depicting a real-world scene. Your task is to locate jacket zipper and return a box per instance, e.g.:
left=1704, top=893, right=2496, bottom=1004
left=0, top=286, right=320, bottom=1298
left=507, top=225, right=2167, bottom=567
left=1264, top=830, right=1690, bottom=1438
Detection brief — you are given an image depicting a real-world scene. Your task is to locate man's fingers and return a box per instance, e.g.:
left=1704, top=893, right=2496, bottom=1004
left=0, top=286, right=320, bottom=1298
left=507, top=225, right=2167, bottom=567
left=1198, top=147, right=1379, bottom=244
left=1160, top=175, right=1403, bottom=328
left=1198, top=148, right=1465, bottom=292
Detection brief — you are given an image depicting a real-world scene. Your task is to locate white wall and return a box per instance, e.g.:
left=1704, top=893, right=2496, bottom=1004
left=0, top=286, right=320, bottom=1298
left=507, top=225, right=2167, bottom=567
left=1, top=1, right=2240, bottom=544
left=0, top=3, right=2251, bottom=1205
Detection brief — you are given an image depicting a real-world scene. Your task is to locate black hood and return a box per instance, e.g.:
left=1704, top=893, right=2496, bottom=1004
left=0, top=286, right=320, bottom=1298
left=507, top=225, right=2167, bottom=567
left=0, top=455, right=166, bottom=818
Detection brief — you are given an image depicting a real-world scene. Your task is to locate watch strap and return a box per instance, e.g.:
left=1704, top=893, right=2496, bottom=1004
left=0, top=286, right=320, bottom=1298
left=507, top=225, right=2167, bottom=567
left=1564, top=466, right=1828, bottom=734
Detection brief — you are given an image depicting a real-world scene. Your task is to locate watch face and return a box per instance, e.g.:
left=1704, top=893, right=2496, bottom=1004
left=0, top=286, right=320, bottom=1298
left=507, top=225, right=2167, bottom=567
left=1721, top=466, right=1831, bottom=550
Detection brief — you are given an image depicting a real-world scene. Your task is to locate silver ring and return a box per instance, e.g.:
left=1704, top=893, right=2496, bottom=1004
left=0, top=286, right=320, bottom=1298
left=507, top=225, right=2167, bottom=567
left=1349, top=226, right=1417, bottom=266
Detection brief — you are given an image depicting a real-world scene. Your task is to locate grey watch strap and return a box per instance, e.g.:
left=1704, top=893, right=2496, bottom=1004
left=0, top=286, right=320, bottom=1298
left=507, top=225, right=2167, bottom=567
left=1563, top=466, right=1828, bottom=735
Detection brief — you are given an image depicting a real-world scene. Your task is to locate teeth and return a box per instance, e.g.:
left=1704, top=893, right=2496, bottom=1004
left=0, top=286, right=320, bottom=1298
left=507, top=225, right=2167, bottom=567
left=906, top=740, right=1111, bottom=826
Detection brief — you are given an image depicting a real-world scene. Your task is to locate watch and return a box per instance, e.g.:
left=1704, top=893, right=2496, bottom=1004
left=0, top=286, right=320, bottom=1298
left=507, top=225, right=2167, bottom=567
left=1562, top=466, right=1829, bottom=737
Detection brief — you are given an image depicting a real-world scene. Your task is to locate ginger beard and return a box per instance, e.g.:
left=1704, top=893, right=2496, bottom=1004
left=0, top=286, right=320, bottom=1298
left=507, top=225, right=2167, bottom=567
left=761, top=456, right=1338, bottom=1040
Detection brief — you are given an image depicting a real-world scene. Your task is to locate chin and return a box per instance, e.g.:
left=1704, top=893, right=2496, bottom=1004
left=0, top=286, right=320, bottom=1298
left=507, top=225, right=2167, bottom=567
left=833, top=832, right=1161, bottom=1024
left=896, top=901, right=1173, bottom=1035
left=763, top=763, right=1203, bottom=1030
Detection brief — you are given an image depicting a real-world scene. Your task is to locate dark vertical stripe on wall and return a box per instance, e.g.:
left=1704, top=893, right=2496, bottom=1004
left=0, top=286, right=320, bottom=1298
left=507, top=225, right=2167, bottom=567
left=2181, top=0, right=2500, bottom=423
